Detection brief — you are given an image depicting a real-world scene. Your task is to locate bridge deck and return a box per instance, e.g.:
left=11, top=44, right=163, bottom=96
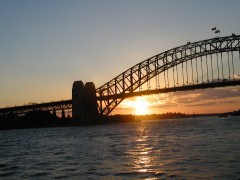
left=98, top=80, right=240, bottom=100
left=0, top=100, right=72, bottom=116
left=1, top=80, right=239, bottom=116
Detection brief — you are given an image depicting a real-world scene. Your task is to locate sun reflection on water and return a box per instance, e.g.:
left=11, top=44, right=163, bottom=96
left=127, top=122, right=156, bottom=174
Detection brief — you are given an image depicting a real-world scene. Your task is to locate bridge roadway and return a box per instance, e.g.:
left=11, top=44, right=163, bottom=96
left=1, top=79, right=240, bottom=116
left=0, top=100, right=72, bottom=116
left=99, top=80, right=240, bottom=100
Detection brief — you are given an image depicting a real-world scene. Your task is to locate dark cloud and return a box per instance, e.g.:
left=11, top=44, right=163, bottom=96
left=116, top=86, right=240, bottom=111
left=185, top=101, right=216, bottom=107
left=185, top=99, right=237, bottom=107
left=235, top=74, right=240, bottom=79
left=150, top=102, right=177, bottom=108
left=222, top=100, right=237, bottom=104
left=176, top=95, right=200, bottom=104
left=172, top=87, right=240, bottom=105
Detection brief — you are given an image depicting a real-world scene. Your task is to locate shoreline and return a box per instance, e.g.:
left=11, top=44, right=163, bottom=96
left=0, top=110, right=239, bottom=130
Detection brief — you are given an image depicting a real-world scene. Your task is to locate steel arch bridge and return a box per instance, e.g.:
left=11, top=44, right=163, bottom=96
left=0, top=34, right=240, bottom=117
left=96, top=34, right=240, bottom=115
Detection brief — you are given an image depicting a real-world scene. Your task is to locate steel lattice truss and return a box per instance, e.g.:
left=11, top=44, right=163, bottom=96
left=0, top=100, right=71, bottom=117
left=96, top=35, right=240, bottom=115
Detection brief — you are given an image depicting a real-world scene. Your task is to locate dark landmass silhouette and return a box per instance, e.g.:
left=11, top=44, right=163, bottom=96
left=0, top=111, right=71, bottom=130
left=0, top=109, right=239, bottom=130
left=218, top=109, right=240, bottom=117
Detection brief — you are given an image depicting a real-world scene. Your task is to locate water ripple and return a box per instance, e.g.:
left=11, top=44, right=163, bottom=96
left=0, top=117, right=239, bottom=179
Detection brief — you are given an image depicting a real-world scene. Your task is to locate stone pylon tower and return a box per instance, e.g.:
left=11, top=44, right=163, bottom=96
left=72, top=81, right=85, bottom=120
left=72, top=81, right=99, bottom=121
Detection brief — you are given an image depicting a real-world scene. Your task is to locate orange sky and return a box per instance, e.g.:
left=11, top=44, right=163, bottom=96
left=113, top=87, right=240, bottom=115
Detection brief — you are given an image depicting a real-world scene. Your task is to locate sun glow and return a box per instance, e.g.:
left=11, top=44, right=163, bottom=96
left=132, top=98, right=150, bottom=115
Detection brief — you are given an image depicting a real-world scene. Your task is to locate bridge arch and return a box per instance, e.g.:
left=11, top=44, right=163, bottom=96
left=96, top=35, right=240, bottom=115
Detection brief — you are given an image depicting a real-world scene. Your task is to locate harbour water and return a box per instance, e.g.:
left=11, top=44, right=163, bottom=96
left=0, top=116, right=239, bottom=179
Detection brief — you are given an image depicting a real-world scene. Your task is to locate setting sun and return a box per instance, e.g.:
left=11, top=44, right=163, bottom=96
left=132, top=97, right=150, bottom=115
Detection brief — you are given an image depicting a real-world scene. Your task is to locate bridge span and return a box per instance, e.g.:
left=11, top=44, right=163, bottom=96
left=1, top=34, right=240, bottom=120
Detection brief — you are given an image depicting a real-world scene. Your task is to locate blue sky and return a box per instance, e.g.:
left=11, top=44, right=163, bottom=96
left=0, top=0, right=240, bottom=113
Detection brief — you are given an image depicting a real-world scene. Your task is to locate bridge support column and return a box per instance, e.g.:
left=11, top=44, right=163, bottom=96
left=72, top=81, right=85, bottom=120
left=53, top=109, right=56, bottom=117
left=61, top=109, right=65, bottom=119
left=72, top=81, right=99, bottom=121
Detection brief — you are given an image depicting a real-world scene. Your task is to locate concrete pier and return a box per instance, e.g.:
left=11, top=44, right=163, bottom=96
left=72, top=81, right=99, bottom=121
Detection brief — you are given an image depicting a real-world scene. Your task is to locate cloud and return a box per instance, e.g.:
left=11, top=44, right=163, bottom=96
left=146, top=93, right=178, bottom=108
left=173, top=93, right=201, bottom=104
left=234, top=74, right=240, bottom=79
left=185, top=101, right=216, bottom=107
left=142, top=86, right=240, bottom=108
left=150, top=101, right=178, bottom=108
left=172, top=87, right=240, bottom=105
left=185, top=99, right=237, bottom=107
left=116, top=86, right=240, bottom=112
